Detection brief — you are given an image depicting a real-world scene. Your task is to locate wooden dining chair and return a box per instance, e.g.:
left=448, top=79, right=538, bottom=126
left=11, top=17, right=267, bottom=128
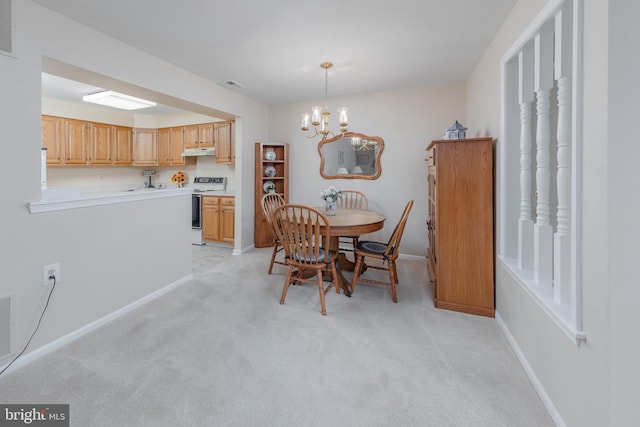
left=350, top=200, right=414, bottom=302
left=271, top=204, right=339, bottom=315
left=336, top=190, right=369, bottom=253
left=260, top=193, right=287, bottom=274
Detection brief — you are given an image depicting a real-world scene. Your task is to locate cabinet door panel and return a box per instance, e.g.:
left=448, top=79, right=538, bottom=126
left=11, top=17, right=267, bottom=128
left=169, top=127, right=185, bottom=165
left=64, top=120, right=89, bottom=164
left=184, top=125, right=199, bottom=149
left=157, top=127, right=170, bottom=166
left=112, top=126, right=132, bottom=165
left=199, top=123, right=214, bottom=148
left=133, top=128, right=158, bottom=166
left=215, top=121, right=232, bottom=164
left=42, top=115, right=64, bottom=164
left=90, top=122, right=111, bottom=164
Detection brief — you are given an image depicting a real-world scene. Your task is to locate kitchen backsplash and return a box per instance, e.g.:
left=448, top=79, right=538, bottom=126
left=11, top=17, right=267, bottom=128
left=47, top=157, right=235, bottom=192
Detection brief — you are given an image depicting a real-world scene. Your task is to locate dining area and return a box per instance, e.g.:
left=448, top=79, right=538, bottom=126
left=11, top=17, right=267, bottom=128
left=260, top=187, right=414, bottom=315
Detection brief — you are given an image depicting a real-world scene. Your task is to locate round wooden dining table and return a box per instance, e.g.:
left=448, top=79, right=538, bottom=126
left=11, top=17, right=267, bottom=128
left=318, top=207, right=386, bottom=296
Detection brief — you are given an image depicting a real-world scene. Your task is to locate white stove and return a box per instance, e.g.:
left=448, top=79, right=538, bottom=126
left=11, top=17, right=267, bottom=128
left=191, top=177, right=227, bottom=245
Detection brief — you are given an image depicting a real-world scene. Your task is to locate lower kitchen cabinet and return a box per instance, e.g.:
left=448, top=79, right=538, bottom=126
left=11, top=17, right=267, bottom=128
left=203, top=196, right=235, bottom=243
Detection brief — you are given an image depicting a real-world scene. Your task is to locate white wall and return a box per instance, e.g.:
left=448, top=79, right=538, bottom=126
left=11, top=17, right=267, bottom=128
left=466, top=0, right=622, bottom=426
left=268, top=81, right=467, bottom=256
left=607, top=0, right=640, bottom=425
left=0, top=0, right=267, bottom=365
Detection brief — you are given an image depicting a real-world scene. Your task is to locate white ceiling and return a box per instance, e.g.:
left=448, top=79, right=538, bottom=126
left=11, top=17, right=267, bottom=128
left=36, top=0, right=517, bottom=107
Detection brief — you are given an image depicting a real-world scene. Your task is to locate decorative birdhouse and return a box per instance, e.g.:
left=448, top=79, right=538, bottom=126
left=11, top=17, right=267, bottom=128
left=446, top=121, right=467, bottom=140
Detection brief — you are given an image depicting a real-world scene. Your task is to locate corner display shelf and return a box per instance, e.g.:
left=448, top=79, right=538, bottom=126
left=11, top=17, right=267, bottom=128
left=426, top=137, right=494, bottom=317
left=255, top=142, right=289, bottom=248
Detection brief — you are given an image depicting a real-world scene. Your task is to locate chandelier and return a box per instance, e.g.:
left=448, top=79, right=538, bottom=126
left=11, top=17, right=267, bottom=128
left=300, top=62, right=348, bottom=140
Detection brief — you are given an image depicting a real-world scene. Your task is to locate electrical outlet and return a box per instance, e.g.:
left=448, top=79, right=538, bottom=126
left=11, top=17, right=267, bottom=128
left=43, top=263, right=60, bottom=287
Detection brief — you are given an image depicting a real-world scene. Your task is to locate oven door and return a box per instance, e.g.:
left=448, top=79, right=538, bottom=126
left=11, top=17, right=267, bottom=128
left=192, top=194, right=202, bottom=229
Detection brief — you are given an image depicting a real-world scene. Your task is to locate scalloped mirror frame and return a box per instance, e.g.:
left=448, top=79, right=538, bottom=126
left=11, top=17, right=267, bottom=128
left=318, top=132, right=384, bottom=180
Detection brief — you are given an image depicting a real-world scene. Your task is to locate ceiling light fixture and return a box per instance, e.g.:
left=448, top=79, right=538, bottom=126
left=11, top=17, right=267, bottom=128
left=300, top=62, right=348, bottom=141
left=350, top=136, right=377, bottom=151
left=82, top=90, right=157, bottom=110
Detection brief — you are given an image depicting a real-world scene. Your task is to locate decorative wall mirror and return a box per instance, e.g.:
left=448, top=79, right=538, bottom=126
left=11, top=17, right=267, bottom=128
left=318, top=132, right=384, bottom=180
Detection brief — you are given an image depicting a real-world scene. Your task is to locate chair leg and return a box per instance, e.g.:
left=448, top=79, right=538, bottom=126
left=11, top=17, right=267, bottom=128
left=350, top=254, right=364, bottom=294
left=388, top=261, right=398, bottom=303
left=392, top=262, right=399, bottom=284
left=268, top=244, right=279, bottom=274
left=280, top=265, right=294, bottom=305
left=317, top=269, right=327, bottom=315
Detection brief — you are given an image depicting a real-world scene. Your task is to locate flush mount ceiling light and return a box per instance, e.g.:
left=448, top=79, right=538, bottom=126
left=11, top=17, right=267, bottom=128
left=300, top=62, right=348, bottom=141
left=82, top=90, right=157, bottom=110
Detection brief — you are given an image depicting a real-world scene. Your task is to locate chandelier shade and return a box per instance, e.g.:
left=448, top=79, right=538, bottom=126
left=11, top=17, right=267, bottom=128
left=300, top=62, right=348, bottom=140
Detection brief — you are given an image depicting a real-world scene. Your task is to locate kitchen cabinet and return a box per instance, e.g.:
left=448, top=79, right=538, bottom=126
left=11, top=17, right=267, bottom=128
left=203, top=196, right=235, bottom=243
left=254, top=142, right=289, bottom=248
left=426, top=137, right=494, bottom=317
left=64, top=119, right=91, bottom=164
left=184, top=123, right=214, bottom=149
left=157, top=127, right=170, bottom=166
left=159, top=127, right=194, bottom=166
left=43, top=115, right=133, bottom=166
left=214, top=121, right=234, bottom=164
left=89, top=122, right=112, bottom=165
left=112, top=125, right=133, bottom=165
left=41, top=115, right=64, bottom=165
left=132, top=128, right=158, bottom=166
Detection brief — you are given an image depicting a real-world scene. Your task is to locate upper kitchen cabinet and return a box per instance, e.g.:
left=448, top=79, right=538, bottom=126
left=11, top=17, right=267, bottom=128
left=64, top=118, right=111, bottom=165
left=112, top=125, right=133, bottom=165
left=158, top=126, right=194, bottom=166
left=63, top=119, right=91, bottom=164
left=214, top=121, right=235, bottom=164
left=42, top=115, right=134, bottom=166
left=132, top=128, right=158, bottom=166
left=89, top=122, right=112, bottom=165
left=41, top=115, right=64, bottom=165
left=184, top=123, right=214, bottom=149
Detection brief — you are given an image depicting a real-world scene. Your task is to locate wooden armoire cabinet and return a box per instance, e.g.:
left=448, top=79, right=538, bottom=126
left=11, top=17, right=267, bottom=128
left=254, top=142, right=289, bottom=248
left=426, top=137, right=494, bottom=317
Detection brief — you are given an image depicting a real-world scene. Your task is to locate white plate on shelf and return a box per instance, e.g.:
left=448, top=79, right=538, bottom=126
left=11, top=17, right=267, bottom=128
left=263, top=181, right=275, bottom=193
left=264, top=166, right=276, bottom=177
left=265, top=150, right=276, bottom=161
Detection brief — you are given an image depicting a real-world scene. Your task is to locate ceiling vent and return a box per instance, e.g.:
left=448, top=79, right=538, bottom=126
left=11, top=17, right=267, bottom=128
left=226, top=80, right=245, bottom=89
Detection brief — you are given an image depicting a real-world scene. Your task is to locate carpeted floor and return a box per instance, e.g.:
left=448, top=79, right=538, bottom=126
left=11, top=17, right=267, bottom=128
left=0, top=245, right=554, bottom=426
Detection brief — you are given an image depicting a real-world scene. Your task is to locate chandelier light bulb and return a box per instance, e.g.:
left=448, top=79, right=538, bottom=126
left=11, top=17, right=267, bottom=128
left=300, top=62, right=349, bottom=141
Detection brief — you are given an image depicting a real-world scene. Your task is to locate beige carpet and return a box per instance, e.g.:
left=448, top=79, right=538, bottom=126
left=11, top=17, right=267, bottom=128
left=0, top=245, right=553, bottom=426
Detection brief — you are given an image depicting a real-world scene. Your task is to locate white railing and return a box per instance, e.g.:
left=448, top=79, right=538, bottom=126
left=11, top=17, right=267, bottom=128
left=499, top=0, right=584, bottom=344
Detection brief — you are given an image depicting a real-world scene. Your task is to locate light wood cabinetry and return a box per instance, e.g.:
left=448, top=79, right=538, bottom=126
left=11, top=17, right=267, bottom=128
left=42, top=115, right=135, bottom=166
left=159, top=126, right=194, bottom=166
left=133, top=128, right=158, bottom=166
left=89, top=122, right=112, bottom=165
left=184, top=123, right=214, bottom=149
left=203, top=196, right=235, bottom=243
left=426, top=137, right=494, bottom=317
left=112, top=125, right=133, bottom=165
left=64, top=119, right=90, bottom=164
left=254, top=142, right=289, bottom=248
left=41, top=115, right=64, bottom=164
left=41, top=114, right=218, bottom=167
left=170, top=127, right=188, bottom=165
left=214, top=121, right=234, bottom=164
left=157, top=127, right=170, bottom=166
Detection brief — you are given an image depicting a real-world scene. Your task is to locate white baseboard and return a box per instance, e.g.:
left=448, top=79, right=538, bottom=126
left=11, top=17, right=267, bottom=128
left=0, top=274, right=193, bottom=375
left=495, top=311, right=565, bottom=427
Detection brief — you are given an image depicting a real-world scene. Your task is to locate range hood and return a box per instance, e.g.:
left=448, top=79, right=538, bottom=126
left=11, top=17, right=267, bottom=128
left=181, top=147, right=216, bottom=157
